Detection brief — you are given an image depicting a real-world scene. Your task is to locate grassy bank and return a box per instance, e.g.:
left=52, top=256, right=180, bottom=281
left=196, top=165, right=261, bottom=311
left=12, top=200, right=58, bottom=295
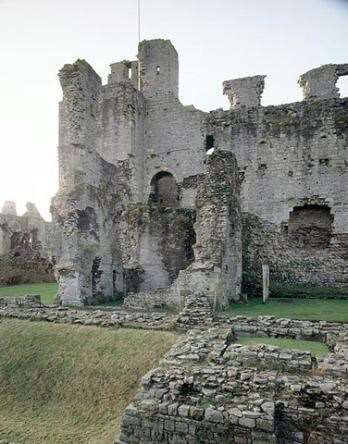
left=0, top=320, right=177, bottom=443
left=226, top=297, right=348, bottom=322
left=0, top=282, right=58, bottom=304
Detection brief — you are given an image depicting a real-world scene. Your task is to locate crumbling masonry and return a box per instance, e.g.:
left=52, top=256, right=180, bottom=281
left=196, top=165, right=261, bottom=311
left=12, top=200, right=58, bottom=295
left=47, top=39, right=348, bottom=306
left=0, top=201, right=57, bottom=284
left=1, top=39, right=345, bottom=305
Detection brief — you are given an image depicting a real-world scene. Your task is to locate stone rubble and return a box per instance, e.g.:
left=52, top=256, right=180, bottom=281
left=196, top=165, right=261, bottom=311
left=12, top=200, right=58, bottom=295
left=0, top=294, right=347, bottom=442
left=118, top=325, right=348, bottom=443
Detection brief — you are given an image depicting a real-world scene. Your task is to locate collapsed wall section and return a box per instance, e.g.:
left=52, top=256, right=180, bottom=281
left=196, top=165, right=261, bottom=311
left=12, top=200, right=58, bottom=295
left=174, top=150, right=242, bottom=307
left=118, top=323, right=348, bottom=444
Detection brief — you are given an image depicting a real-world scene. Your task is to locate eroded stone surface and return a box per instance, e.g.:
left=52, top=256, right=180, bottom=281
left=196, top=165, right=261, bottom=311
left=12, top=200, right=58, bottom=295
left=118, top=323, right=348, bottom=443
left=0, top=202, right=57, bottom=284
left=2, top=40, right=347, bottom=306
left=1, top=295, right=347, bottom=442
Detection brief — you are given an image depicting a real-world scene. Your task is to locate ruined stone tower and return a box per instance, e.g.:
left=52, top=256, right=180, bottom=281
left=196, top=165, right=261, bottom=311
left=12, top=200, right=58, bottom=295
left=51, top=39, right=348, bottom=306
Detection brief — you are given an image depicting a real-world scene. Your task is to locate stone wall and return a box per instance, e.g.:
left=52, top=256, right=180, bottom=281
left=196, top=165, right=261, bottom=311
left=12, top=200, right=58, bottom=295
left=174, top=150, right=242, bottom=307
left=242, top=212, right=347, bottom=296
left=0, top=201, right=56, bottom=285
left=52, top=60, right=127, bottom=305
left=208, top=90, right=348, bottom=294
left=52, top=40, right=348, bottom=305
left=118, top=322, right=348, bottom=444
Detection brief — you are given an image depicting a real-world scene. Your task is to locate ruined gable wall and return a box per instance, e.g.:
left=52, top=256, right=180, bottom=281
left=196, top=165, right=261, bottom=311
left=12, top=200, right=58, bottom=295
left=208, top=98, right=348, bottom=294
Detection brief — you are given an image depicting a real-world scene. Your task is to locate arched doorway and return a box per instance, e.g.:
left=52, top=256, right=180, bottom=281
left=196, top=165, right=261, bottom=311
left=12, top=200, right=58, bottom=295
left=150, top=171, right=178, bottom=208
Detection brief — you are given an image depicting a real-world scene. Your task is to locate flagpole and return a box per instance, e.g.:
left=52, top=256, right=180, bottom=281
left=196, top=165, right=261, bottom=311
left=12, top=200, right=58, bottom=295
left=137, top=0, right=141, bottom=91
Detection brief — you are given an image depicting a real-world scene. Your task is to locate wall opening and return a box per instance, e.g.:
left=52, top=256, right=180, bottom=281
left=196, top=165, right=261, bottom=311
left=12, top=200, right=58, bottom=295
left=29, top=229, right=38, bottom=246
left=288, top=205, right=333, bottom=248
left=112, top=269, right=117, bottom=295
left=91, top=256, right=102, bottom=300
left=184, top=220, right=196, bottom=262
left=337, top=75, right=348, bottom=98
left=10, top=232, right=20, bottom=250
left=150, top=171, right=178, bottom=208
left=156, top=65, right=160, bottom=75
left=158, top=210, right=196, bottom=285
left=205, top=135, right=215, bottom=151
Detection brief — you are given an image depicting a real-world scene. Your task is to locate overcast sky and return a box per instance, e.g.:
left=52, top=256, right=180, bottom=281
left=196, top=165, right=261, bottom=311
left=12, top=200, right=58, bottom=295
left=0, top=0, right=347, bottom=219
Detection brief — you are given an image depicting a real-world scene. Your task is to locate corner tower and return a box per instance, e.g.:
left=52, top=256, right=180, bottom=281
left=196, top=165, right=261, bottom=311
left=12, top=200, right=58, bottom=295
left=138, top=39, right=179, bottom=99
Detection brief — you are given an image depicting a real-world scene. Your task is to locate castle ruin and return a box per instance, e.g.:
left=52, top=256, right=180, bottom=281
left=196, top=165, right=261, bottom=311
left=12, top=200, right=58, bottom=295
left=48, top=39, right=348, bottom=307
left=1, top=39, right=347, bottom=306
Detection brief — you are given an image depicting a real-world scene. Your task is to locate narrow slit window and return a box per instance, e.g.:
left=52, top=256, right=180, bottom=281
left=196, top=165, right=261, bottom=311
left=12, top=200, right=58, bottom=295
left=156, top=66, right=160, bottom=75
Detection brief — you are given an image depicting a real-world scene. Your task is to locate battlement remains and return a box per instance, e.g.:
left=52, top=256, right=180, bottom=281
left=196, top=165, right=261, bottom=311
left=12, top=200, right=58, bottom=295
left=108, top=60, right=138, bottom=87
left=298, top=63, right=348, bottom=100
left=223, top=75, right=266, bottom=109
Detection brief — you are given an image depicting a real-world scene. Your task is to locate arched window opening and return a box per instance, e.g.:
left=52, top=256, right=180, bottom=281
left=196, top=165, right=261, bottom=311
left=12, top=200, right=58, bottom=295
left=150, top=171, right=179, bottom=208
left=288, top=205, right=333, bottom=248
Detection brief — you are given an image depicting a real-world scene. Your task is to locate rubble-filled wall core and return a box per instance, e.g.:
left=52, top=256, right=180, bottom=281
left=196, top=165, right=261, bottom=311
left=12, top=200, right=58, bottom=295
left=50, top=38, right=347, bottom=306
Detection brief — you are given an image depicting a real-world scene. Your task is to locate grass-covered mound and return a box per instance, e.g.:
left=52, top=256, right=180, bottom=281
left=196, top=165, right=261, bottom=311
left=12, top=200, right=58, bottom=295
left=0, top=320, right=177, bottom=443
left=226, top=297, right=348, bottom=322
left=237, top=336, right=329, bottom=357
left=0, top=282, right=58, bottom=305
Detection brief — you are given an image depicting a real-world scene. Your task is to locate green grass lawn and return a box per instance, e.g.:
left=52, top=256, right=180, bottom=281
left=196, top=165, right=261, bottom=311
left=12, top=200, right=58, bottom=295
left=0, top=282, right=58, bottom=304
left=237, top=336, right=329, bottom=357
left=226, top=297, right=348, bottom=322
left=0, top=319, right=177, bottom=443
left=1, top=283, right=347, bottom=322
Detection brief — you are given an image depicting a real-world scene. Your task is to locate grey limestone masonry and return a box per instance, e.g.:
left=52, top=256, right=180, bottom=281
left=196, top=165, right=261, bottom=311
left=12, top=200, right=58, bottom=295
left=1, top=37, right=348, bottom=444
left=2, top=38, right=347, bottom=306
left=116, top=313, right=348, bottom=444
left=1, top=294, right=347, bottom=443
left=0, top=201, right=57, bottom=284
left=51, top=38, right=347, bottom=305
left=51, top=39, right=243, bottom=306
